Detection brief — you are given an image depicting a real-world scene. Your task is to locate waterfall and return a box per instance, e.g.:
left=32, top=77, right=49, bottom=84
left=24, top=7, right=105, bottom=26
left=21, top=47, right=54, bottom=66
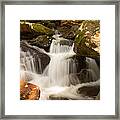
left=45, top=36, right=77, bottom=86
left=86, top=57, right=100, bottom=81
left=20, top=50, right=42, bottom=74
left=20, top=34, right=100, bottom=100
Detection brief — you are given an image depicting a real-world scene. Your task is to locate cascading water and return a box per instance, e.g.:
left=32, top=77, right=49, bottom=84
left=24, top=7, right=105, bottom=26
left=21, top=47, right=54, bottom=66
left=47, top=39, right=76, bottom=86
left=20, top=34, right=100, bottom=100
left=20, top=50, right=42, bottom=73
left=86, top=57, right=100, bottom=81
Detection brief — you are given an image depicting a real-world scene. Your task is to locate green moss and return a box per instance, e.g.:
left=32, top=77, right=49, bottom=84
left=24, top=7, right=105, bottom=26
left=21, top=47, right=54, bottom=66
left=32, top=23, right=54, bottom=35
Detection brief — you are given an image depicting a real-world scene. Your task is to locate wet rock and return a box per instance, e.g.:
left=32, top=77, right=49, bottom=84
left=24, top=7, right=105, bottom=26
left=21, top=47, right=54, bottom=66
left=70, top=55, right=87, bottom=73
left=20, top=80, right=40, bottom=100
left=78, top=69, right=98, bottom=83
left=69, top=73, right=81, bottom=85
left=28, top=35, right=52, bottom=51
left=77, top=82, right=100, bottom=98
left=49, top=95, right=69, bottom=100
left=69, top=68, right=98, bottom=85
left=20, top=41, right=50, bottom=73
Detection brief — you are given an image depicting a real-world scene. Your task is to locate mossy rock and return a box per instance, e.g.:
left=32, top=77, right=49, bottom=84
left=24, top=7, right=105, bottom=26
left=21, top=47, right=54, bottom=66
left=74, top=43, right=99, bottom=59
left=32, top=23, right=54, bottom=35
left=30, top=35, right=52, bottom=47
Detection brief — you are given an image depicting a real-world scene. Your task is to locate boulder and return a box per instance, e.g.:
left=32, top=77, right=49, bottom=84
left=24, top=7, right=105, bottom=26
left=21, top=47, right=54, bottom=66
left=77, top=81, right=100, bottom=98
left=20, top=80, right=40, bottom=100
left=74, top=42, right=99, bottom=59
left=32, top=23, right=54, bottom=36
left=28, top=35, right=52, bottom=51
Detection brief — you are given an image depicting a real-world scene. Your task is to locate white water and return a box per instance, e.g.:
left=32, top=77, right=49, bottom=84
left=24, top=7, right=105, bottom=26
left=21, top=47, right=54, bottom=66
left=86, top=57, right=100, bottom=80
left=46, top=38, right=76, bottom=86
left=20, top=50, right=42, bottom=73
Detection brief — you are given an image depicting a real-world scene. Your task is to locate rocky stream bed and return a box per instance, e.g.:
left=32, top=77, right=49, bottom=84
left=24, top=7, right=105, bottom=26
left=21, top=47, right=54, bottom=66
left=20, top=20, right=100, bottom=100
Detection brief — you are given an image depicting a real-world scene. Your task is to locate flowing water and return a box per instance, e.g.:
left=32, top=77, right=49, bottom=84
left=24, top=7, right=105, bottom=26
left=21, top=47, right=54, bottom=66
left=20, top=35, right=100, bottom=100
left=20, top=50, right=42, bottom=73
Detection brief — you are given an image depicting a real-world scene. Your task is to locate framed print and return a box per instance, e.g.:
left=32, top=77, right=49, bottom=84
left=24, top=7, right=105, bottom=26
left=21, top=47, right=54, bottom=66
left=0, top=0, right=120, bottom=119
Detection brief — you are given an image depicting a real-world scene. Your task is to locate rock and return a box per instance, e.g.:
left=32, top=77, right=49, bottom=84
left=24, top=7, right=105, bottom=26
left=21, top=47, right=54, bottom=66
left=77, top=82, right=100, bottom=98
left=20, top=41, right=50, bottom=73
left=69, top=68, right=98, bottom=85
left=28, top=35, right=52, bottom=51
left=70, top=55, right=87, bottom=73
left=57, top=20, right=82, bottom=40
left=20, top=23, right=32, bottom=33
left=20, top=81, right=40, bottom=100
left=78, top=69, right=98, bottom=83
left=74, top=20, right=100, bottom=59
left=20, top=23, right=40, bottom=40
left=49, top=95, right=69, bottom=100
left=74, top=42, right=99, bottom=59
left=32, top=23, right=54, bottom=36
left=24, top=20, right=61, bottom=29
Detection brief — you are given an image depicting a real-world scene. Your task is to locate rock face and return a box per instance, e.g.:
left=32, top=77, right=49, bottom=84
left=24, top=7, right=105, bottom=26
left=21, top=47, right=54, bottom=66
left=20, top=41, right=50, bottom=73
left=20, top=80, right=40, bottom=100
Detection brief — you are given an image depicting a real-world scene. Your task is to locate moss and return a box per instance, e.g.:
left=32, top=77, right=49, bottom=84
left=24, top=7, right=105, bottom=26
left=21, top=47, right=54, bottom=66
left=32, top=23, right=54, bottom=35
